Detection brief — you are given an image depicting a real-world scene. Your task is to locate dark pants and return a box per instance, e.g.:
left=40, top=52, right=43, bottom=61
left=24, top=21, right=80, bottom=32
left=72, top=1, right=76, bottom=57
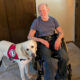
left=54, top=47, right=69, bottom=80
left=37, top=34, right=69, bottom=80
left=37, top=43, right=55, bottom=80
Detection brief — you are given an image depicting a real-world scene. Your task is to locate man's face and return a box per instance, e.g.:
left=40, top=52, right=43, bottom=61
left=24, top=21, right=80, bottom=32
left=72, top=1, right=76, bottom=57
left=38, top=5, right=49, bottom=19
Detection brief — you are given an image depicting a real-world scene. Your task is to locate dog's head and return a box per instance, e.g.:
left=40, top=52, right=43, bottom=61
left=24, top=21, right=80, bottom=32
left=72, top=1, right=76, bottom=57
left=22, top=40, right=37, bottom=59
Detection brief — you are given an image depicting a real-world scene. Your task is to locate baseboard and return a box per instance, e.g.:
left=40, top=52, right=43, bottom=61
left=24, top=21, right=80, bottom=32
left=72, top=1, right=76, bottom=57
left=66, top=41, right=74, bottom=43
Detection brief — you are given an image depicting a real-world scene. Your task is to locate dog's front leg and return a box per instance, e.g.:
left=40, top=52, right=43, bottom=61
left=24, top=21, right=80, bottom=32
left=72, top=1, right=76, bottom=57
left=25, top=63, right=33, bottom=79
left=24, top=63, right=29, bottom=74
left=18, top=61, right=26, bottom=80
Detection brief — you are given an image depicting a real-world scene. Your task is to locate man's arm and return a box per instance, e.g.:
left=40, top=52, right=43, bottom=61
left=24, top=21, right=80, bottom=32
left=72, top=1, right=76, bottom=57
left=27, top=29, right=49, bottom=48
left=27, top=29, right=40, bottom=42
left=54, top=26, right=64, bottom=50
left=56, top=26, right=64, bottom=40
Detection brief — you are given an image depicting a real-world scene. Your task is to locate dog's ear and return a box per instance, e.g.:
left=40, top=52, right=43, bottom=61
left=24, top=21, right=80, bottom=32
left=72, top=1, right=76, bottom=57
left=21, top=46, right=25, bottom=53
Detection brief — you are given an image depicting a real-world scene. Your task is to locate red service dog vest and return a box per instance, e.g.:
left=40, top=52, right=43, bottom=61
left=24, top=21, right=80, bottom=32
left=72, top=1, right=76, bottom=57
left=8, top=44, right=19, bottom=59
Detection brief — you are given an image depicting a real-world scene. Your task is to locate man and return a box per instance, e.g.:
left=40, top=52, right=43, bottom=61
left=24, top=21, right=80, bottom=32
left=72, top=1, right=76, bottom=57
left=28, top=3, right=68, bottom=80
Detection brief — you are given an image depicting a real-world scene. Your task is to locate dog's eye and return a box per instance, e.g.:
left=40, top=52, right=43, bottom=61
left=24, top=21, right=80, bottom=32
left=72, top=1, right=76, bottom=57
left=31, top=46, right=34, bottom=48
left=26, top=48, right=29, bottom=51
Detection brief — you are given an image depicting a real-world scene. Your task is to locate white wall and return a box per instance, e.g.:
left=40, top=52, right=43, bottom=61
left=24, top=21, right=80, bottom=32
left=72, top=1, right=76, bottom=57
left=36, top=0, right=75, bottom=41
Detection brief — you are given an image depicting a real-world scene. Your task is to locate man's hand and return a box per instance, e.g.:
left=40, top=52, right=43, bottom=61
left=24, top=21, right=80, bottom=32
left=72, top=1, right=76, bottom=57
left=54, top=38, right=61, bottom=50
left=39, top=38, right=49, bottom=48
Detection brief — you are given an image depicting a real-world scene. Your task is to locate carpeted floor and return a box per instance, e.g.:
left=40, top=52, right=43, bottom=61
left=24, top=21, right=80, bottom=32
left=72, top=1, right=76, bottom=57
left=0, top=42, right=80, bottom=80
left=67, top=43, right=80, bottom=80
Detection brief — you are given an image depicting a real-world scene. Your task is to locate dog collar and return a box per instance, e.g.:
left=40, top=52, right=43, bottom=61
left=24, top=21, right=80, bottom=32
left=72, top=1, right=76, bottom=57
left=8, top=44, right=19, bottom=59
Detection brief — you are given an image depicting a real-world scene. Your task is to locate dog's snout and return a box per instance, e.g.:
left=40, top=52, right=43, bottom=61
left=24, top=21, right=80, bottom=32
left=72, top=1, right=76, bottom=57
left=32, top=53, right=36, bottom=57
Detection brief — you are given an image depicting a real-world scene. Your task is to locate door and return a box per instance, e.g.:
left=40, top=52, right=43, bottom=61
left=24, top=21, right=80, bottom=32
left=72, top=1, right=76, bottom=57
left=0, top=0, right=10, bottom=41
left=0, top=0, right=36, bottom=43
left=75, top=0, right=80, bottom=47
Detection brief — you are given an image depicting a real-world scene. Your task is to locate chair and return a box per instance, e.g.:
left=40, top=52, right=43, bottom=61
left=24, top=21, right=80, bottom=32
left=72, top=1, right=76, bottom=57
left=34, top=34, right=72, bottom=80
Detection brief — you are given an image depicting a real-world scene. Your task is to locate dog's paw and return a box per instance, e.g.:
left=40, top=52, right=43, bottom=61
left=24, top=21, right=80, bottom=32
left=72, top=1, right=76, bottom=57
left=27, top=73, right=38, bottom=80
left=27, top=73, right=33, bottom=79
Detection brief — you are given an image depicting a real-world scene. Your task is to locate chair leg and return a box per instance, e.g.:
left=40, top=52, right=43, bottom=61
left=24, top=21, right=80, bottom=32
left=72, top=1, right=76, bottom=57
left=36, top=70, right=43, bottom=80
left=36, top=59, right=44, bottom=80
left=67, top=64, right=72, bottom=80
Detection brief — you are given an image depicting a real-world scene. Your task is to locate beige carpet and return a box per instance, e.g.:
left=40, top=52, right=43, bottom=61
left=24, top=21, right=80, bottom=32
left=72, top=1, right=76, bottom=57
left=0, top=42, right=80, bottom=80
left=67, top=43, right=80, bottom=80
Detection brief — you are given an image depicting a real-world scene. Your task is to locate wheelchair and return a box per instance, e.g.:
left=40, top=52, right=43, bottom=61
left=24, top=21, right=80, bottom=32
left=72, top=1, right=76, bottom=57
left=34, top=34, right=72, bottom=80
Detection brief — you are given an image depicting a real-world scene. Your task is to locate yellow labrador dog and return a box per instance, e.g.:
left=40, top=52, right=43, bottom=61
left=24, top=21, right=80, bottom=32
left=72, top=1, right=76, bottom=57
left=0, top=40, right=37, bottom=80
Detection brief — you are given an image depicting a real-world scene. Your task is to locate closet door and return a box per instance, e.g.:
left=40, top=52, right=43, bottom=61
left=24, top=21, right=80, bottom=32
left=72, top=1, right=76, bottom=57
left=0, top=0, right=10, bottom=40
left=5, top=0, right=36, bottom=43
left=75, top=0, right=80, bottom=47
left=0, top=0, right=36, bottom=43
